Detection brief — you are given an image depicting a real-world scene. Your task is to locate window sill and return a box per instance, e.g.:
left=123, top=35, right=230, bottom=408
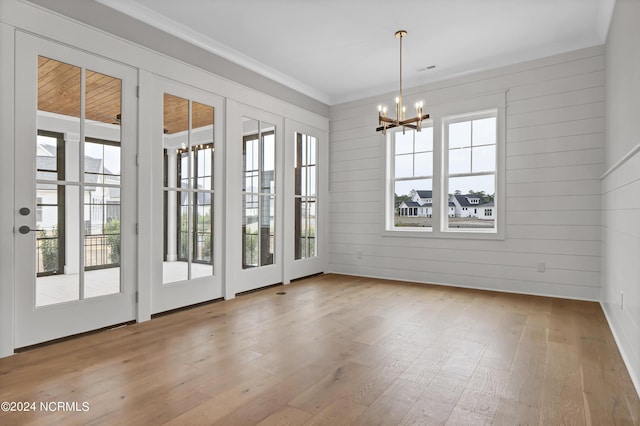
left=381, top=228, right=504, bottom=240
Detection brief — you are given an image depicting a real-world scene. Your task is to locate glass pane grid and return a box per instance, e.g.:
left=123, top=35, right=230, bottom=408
left=392, top=127, right=434, bottom=230
left=163, top=95, right=215, bottom=284
left=446, top=115, right=497, bottom=230
left=35, top=58, right=125, bottom=306
left=295, top=132, right=318, bottom=259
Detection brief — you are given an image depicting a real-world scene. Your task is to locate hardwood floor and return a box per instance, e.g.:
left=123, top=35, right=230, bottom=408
left=1, top=274, right=638, bottom=425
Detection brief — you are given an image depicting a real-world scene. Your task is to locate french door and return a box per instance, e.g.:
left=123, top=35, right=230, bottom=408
left=14, top=33, right=137, bottom=347
left=151, top=80, right=224, bottom=313
left=284, top=120, right=325, bottom=282
left=226, top=102, right=284, bottom=294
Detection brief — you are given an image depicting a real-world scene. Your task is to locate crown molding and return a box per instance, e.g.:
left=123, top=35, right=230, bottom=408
left=95, top=0, right=331, bottom=105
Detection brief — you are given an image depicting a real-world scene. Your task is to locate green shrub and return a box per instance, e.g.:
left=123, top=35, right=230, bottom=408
left=39, top=228, right=58, bottom=272
left=104, top=219, right=120, bottom=264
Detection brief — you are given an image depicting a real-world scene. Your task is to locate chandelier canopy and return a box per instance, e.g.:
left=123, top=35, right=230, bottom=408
left=377, top=30, right=429, bottom=135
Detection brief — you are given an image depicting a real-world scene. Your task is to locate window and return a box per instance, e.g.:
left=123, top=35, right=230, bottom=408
left=385, top=99, right=503, bottom=238
left=444, top=111, right=496, bottom=231
left=390, top=126, right=433, bottom=229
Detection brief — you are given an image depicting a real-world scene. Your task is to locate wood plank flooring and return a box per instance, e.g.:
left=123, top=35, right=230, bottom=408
left=0, top=274, right=638, bottom=425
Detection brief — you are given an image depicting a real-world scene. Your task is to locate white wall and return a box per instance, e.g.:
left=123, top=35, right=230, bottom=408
left=602, top=0, right=640, bottom=395
left=329, top=45, right=605, bottom=301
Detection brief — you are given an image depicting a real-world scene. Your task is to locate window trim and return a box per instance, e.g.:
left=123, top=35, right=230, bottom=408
left=382, top=92, right=506, bottom=240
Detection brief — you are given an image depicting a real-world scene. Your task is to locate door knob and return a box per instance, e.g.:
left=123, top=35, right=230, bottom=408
left=18, top=226, right=35, bottom=234
left=19, top=207, right=31, bottom=216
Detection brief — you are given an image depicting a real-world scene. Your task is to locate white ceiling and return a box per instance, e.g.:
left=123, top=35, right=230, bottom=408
left=95, top=0, right=615, bottom=106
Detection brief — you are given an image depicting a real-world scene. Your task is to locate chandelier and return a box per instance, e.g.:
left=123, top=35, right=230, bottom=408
left=377, top=30, right=429, bottom=135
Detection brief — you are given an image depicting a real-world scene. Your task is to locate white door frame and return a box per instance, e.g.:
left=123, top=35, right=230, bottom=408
left=13, top=32, right=138, bottom=348
left=0, top=22, right=17, bottom=357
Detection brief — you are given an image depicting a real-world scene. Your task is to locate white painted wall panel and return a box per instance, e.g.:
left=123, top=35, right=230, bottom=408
left=329, top=46, right=605, bottom=301
left=508, top=86, right=605, bottom=115
left=328, top=232, right=601, bottom=257
left=506, top=180, right=600, bottom=197
left=507, top=164, right=603, bottom=184
left=330, top=243, right=599, bottom=272
left=507, top=210, right=602, bottom=226
left=602, top=0, right=640, bottom=395
left=506, top=225, right=601, bottom=241
left=506, top=148, right=604, bottom=169
left=507, top=133, right=604, bottom=156
left=508, top=70, right=605, bottom=101
left=508, top=118, right=605, bottom=143
left=506, top=194, right=600, bottom=211
left=507, top=102, right=605, bottom=129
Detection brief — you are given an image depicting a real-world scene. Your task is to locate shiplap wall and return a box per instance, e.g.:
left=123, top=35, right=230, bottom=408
left=601, top=0, right=640, bottom=394
left=328, top=45, right=605, bottom=300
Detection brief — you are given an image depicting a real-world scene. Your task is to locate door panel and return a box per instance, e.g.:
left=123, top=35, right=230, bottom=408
left=151, top=81, right=223, bottom=314
left=14, top=33, right=137, bottom=348
left=284, top=120, right=326, bottom=282
left=227, top=101, right=284, bottom=295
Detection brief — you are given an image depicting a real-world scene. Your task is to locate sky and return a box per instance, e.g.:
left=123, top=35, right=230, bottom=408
left=394, top=117, right=496, bottom=197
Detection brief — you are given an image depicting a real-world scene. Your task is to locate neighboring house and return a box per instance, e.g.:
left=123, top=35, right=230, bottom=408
left=398, top=190, right=433, bottom=217
left=398, top=190, right=494, bottom=219
left=36, top=144, right=120, bottom=233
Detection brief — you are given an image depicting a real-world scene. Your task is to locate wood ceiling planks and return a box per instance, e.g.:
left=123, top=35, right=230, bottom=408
left=38, top=56, right=215, bottom=135
left=163, top=94, right=214, bottom=135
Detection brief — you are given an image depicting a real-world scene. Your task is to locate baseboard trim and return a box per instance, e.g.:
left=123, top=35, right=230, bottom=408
left=600, top=301, right=640, bottom=399
left=325, top=270, right=600, bottom=302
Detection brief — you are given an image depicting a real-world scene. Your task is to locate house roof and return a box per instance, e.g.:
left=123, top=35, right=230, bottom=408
left=453, top=194, right=494, bottom=207
left=401, top=201, right=421, bottom=208
left=416, top=190, right=432, bottom=199
left=36, top=145, right=118, bottom=196
left=454, top=194, right=473, bottom=207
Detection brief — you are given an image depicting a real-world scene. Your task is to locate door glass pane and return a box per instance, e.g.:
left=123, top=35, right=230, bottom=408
left=191, top=101, right=214, bottom=278
left=260, top=195, right=275, bottom=266
left=242, top=118, right=276, bottom=268
left=163, top=94, right=189, bottom=284
left=84, top=70, right=122, bottom=298
left=35, top=57, right=81, bottom=307
left=243, top=193, right=259, bottom=268
left=294, top=132, right=318, bottom=260
left=262, top=125, right=275, bottom=194
left=163, top=95, right=215, bottom=282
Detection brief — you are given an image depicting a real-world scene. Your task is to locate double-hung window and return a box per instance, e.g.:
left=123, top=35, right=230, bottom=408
left=444, top=110, right=497, bottom=231
left=390, top=126, right=434, bottom=229
left=385, top=97, right=503, bottom=238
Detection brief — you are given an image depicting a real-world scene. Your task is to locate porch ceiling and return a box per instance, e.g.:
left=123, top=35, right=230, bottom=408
left=38, top=57, right=214, bottom=135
